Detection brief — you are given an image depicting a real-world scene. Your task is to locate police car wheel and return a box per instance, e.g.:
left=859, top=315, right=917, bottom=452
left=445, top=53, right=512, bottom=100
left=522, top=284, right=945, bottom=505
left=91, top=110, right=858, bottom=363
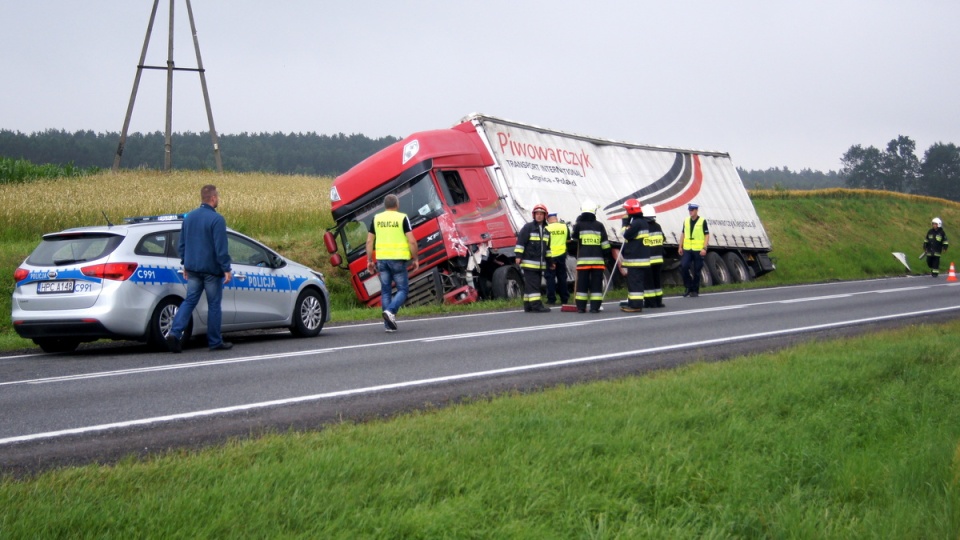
left=148, top=297, right=192, bottom=350
left=291, top=288, right=325, bottom=337
left=34, top=338, right=80, bottom=354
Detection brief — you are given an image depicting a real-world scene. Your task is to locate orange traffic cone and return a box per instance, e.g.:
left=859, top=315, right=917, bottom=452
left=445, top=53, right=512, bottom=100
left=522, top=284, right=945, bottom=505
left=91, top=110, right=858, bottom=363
left=948, top=262, right=958, bottom=282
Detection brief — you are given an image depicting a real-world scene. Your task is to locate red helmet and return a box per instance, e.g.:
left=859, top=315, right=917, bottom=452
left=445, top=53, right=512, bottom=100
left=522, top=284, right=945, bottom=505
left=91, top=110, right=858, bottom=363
left=532, top=204, right=548, bottom=217
left=622, top=198, right=642, bottom=215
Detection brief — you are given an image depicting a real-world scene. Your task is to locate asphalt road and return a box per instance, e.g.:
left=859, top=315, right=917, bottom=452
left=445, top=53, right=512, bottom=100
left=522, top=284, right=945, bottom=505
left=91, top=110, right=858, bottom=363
left=2, top=276, right=958, bottom=475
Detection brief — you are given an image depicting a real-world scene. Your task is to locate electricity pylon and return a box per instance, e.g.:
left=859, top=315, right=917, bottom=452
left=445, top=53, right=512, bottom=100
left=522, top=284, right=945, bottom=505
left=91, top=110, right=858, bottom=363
left=113, top=0, right=223, bottom=172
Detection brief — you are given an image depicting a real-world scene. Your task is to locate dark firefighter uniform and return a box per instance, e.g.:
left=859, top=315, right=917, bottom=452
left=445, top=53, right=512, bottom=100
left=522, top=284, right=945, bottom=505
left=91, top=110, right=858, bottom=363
left=571, top=209, right=611, bottom=313
left=924, top=220, right=949, bottom=277
left=515, top=216, right=550, bottom=312
left=644, top=211, right=666, bottom=308
left=620, top=213, right=650, bottom=312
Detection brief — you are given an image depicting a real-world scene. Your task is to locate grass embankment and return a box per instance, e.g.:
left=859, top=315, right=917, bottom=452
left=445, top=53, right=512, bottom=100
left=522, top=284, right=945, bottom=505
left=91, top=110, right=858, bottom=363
left=3, top=321, right=960, bottom=537
left=3, top=173, right=959, bottom=351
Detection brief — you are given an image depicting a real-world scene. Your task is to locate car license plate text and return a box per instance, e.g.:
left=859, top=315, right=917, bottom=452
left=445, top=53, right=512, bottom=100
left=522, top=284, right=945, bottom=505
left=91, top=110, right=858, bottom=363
left=37, top=280, right=75, bottom=294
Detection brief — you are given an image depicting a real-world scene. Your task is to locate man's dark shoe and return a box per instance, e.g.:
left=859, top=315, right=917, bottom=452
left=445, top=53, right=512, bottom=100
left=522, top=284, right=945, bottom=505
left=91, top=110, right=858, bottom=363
left=165, top=332, right=181, bottom=354
left=533, top=304, right=551, bottom=313
left=209, top=341, right=233, bottom=351
left=682, top=289, right=691, bottom=297
left=689, top=291, right=699, bottom=298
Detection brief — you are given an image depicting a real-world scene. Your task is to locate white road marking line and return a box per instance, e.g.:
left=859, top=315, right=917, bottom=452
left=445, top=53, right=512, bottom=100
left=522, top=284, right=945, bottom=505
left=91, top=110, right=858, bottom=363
left=2, top=305, right=958, bottom=446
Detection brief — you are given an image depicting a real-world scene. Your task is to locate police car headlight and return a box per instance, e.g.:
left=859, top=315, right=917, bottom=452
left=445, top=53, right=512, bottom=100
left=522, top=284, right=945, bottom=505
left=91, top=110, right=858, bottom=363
left=329, top=187, right=341, bottom=203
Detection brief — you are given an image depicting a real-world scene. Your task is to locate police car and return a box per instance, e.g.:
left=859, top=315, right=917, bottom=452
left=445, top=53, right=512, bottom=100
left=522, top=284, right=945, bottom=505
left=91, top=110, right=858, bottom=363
left=11, top=214, right=331, bottom=353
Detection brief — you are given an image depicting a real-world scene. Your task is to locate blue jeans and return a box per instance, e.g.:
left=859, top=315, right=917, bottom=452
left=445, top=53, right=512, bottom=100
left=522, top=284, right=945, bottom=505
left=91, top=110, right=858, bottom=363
left=378, top=260, right=410, bottom=322
left=170, top=272, right=225, bottom=348
left=680, top=250, right=704, bottom=292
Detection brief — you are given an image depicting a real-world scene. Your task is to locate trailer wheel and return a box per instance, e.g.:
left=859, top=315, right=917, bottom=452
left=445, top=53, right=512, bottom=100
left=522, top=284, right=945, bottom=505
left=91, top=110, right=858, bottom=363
left=699, top=262, right=714, bottom=288
left=706, top=252, right=731, bottom=285
left=492, top=266, right=523, bottom=300
left=723, top=252, right=752, bottom=283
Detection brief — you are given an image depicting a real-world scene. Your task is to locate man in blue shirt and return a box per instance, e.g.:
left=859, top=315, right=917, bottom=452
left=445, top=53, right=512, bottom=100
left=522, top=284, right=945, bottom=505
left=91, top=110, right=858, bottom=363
left=166, top=184, right=234, bottom=352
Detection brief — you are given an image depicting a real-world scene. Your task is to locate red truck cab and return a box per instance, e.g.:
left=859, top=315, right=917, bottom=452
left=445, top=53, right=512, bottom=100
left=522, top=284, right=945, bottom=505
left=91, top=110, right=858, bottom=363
left=324, top=121, right=520, bottom=306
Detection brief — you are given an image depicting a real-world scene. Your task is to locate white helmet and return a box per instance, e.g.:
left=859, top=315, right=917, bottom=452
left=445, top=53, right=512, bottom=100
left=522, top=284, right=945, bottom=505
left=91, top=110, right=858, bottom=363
left=932, top=217, right=942, bottom=226
left=580, top=200, right=598, bottom=214
left=641, top=204, right=656, bottom=219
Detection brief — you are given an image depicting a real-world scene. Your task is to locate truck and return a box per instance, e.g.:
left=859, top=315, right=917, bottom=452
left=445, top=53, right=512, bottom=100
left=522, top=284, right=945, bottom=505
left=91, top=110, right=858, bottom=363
left=323, top=113, right=774, bottom=307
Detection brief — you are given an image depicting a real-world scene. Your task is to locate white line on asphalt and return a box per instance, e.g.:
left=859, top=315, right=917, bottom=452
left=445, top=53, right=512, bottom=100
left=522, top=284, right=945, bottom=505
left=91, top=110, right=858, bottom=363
left=2, top=305, right=958, bottom=446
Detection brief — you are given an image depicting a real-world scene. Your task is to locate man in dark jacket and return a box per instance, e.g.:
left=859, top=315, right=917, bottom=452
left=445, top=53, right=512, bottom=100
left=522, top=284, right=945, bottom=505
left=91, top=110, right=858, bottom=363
left=618, top=199, right=649, bottom=312
left=166, top=184, right=233, bottom=352
left=515, top=204, right=551, bottom=312
left=924, top=217, right=949, bottom=277
left=571, top=200, right=611, bottom=313
left=643, top=204, right=666, bottom=308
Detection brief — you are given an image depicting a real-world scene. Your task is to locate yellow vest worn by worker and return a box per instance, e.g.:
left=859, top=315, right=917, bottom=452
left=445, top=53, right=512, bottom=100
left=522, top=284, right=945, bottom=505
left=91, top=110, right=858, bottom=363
left=683, top=216, right=707, bottom=251
left=373, top=210, right=411, bottom=260
left=546, top=222, right=568, bottom=258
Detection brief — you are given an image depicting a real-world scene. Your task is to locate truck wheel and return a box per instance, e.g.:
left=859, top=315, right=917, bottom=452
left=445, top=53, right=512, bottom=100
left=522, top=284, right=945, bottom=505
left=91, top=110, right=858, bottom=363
left=148, top=297, right=192, bottom=350
left=706, top=252, right=731, bottom=285
left=723, top=252, right=752, bottom=283
left=290, top=288, right=326, bottom=337
left=492, top=266, right=523, bottom=300
left=33, top=338, right=80, bottom=354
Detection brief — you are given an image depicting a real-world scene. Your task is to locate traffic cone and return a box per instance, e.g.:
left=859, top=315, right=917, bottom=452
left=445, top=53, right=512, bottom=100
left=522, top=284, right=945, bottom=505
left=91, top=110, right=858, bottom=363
left=948, top=262, right=958, bottom=282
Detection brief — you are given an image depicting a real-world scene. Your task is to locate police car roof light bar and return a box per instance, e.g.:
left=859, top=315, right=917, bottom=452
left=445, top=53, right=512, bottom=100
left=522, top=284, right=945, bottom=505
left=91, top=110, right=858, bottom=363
left=122, top=213, right=187, bottom=224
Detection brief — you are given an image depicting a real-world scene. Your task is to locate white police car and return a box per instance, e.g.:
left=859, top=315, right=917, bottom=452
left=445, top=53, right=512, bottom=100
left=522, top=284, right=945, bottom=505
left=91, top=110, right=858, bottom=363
left=12, top=214, right=330, bottom=353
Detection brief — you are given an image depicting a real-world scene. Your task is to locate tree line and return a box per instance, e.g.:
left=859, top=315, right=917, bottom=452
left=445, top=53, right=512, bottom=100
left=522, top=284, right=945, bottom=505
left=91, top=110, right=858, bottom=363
left=1, top=130, right=957, bottom=202
left=0, top=129, right=398, bottom=177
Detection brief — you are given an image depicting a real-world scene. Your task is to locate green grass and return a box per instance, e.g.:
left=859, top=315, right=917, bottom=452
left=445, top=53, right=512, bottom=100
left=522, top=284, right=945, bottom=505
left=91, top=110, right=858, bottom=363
left=0, top=155, right=101, bottom=184
left=2, top=321, right=959, bottom=537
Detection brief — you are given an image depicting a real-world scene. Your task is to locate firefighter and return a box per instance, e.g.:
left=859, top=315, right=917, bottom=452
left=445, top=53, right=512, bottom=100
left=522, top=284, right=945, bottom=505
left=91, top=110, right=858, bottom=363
left=643, top=204, right=666, bottom=308
left=514, top=204, right=551, bottom=312
left=545, top=212, right=570, bottom=305
left=924, top=217, right=949, bottom=277
left=571, top=200, right=611, bottom=313
left=618, top=199, right=649, bottom=313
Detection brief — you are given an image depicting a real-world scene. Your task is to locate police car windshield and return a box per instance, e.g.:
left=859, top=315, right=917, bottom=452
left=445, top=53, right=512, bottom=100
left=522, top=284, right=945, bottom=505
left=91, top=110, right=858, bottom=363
left=342, top=172, right=443, bottom=256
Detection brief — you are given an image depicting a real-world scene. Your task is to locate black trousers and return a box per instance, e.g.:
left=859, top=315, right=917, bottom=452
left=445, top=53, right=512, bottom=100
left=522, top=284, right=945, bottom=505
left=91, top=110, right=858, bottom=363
left=625, top=266, right=646, bottom=309
left=644, top=262, right=664, bottom=307
left=680, top=250, right=704, bottom=292
left=927, top=254, right=941, bottom=276
left=522, top=268, right=544, bottom=310
left=575, top=268, right=605, bottom=312
left=545, top=254, right=568, bottom=303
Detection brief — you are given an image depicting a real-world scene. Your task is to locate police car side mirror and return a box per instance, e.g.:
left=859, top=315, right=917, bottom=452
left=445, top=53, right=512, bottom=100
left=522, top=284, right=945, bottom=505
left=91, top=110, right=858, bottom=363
left=271, top=255, right=286, bottom=269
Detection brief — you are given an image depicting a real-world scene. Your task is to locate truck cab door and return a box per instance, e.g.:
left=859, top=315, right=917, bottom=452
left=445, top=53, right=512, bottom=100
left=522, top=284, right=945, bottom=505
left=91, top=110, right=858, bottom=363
left=437, top=168, right=513, bottom=247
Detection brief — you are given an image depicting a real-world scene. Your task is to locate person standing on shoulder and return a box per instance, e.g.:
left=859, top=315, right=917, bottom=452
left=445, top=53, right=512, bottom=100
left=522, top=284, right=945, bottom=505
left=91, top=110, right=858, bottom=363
left=924, top=217, right=949, bottom=277
left=571, top=200, right=611, bottom=313
left=643, top=204, right=666, bottom=308
left=515, top=204, right=551, bottom=312
left=618, top=199, right=649, bottom=313
left=544, top=212, right=570, bottom=306
left=166, top=184, right=233, bottom=353
left=678, top=202, right=709, bottom=298
left=366, top=194, right=419, bottom=332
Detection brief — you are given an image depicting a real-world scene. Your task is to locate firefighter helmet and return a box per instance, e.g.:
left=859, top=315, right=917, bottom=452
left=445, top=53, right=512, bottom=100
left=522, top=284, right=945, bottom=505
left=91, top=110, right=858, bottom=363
left=933, top=217, right=942, bottom=226
left=532, top=204, right=548, bottom=217
left=622, top=199, right=642, bottom=215
left=641, top=204, right=656, bottom=219
left=580, top=200, right=598, bottom=214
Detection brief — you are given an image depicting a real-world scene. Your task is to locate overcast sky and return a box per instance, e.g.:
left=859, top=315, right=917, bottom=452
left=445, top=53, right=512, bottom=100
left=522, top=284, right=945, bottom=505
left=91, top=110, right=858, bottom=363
left=2, top=1, right=958, bottom=172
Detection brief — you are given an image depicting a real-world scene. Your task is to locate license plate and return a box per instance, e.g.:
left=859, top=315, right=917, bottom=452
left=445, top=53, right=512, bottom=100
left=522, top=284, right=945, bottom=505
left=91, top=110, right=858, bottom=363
left=37, top=280, right=75, bottom=294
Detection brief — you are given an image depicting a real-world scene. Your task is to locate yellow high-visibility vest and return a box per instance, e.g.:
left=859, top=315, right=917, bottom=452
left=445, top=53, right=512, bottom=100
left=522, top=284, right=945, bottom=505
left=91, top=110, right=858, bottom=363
left=373, top=210, right=411, bottom=260
left=546, top=222, right=568, bottom=257
left=683, top=217, right=707, bottom=251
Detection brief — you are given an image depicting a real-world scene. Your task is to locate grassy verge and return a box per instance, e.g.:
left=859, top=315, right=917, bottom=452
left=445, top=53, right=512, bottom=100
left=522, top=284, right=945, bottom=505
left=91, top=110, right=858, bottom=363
left=3, top=320, right=959, bottom=537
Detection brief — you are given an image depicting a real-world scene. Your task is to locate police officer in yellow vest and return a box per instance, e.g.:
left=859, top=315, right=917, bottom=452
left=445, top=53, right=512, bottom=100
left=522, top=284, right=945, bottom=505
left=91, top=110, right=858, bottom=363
left=679, top=202, right=709, bottom=298
left=544, top=212, right=570, bottom=305
left=365, top=194, right=419, bottom=332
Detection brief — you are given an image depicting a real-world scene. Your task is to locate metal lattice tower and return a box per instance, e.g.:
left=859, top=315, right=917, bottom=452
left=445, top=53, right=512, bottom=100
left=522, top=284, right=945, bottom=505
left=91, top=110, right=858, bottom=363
left=113, top=0, right=223, bottom=172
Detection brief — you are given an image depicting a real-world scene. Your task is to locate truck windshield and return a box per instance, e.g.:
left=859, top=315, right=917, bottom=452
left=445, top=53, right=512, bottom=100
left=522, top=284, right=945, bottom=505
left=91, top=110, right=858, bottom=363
left=337, top=172, right=444, bottom=258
